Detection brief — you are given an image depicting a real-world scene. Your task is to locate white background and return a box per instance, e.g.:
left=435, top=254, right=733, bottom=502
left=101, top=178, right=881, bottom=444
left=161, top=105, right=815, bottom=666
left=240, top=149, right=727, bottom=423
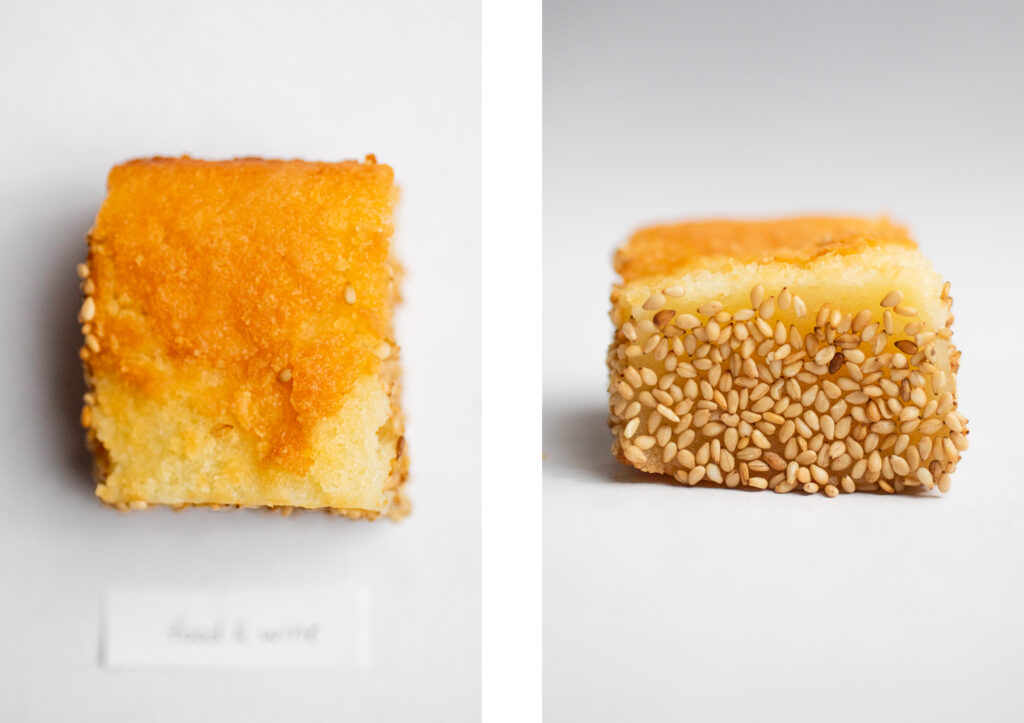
left=0, top=1, right=480, bottom=721
left=544, top=1, right=1024, bottom=721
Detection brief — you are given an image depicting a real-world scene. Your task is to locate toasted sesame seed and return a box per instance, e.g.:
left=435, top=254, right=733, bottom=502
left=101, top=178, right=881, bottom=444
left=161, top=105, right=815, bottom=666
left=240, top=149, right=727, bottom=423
left=870, top=419, right=896, bottom=435
left=893, top=305, right=917, bottom=317
left=702, top=421, right=725, bottom=437
left=899, top=406, right=920, bottom=422
left=643, top=292, right=666, bottom=310
left=808, top=464, right=828, bottom=485
left=676, top=313, right=700, bottom=330
left=79, top=296, right=96, bottom=322
left=894, top=340, right=918, bottom=354
left=76, top=262, right=90, bottom=279
left=624, top=446, right=646, bottom=465
left=849, top=309, right=870, bottom=333
left=813, top=304, right=828, bottom=328
left=84, top=334, right=100, bottom=353
left=277, top=367, right=293, bottom=382
left=663, top=442, right=678, bottom=463
left=814, top=346, right=836, bottom=365
left=697, top=301, right=722, bottom=316
left=344, top=284, right=357, bottom=304
left=653, top=309, right=675, bottom=326
left=635, top=435, right=656, bottom=451
left=664, top=286, right=685, bottom=297
left=881, top=290, right=903, bottom=308
left=657, top=403, right=681, bottom=423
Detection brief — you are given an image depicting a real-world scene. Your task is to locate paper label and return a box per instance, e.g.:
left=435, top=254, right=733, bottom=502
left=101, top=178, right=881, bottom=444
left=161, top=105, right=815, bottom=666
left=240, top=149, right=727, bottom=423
left=102, top=587, right=367, bottom=669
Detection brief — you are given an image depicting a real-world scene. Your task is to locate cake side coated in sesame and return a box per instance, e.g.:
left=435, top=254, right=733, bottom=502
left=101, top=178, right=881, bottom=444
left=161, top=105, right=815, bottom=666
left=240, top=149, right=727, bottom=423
left=608, top=216, right=968, bottom=496
left=79, top=156, right=408, bottom=518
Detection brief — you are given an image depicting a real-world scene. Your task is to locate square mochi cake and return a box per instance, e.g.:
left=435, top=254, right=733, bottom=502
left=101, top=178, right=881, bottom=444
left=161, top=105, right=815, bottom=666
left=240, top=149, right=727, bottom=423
left=79, top=156, right=408, bottom=518
left=608, top=216, right=968, bottom=496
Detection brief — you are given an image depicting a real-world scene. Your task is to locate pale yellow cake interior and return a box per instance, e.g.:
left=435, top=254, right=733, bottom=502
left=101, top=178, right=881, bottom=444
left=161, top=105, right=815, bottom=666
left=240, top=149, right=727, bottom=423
left=614, top=247, right=950, bottom=346
left=92, top=374, right=399, bottom=511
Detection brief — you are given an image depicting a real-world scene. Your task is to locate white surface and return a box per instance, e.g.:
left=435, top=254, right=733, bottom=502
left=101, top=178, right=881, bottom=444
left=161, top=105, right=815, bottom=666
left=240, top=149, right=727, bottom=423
left=0, top=1, right=479, bottom=721
left=480, top=0, right=544, bottom=721
left=103, top=587, right=366, bottom=669
left=544, top=1, right=1024, bottom=721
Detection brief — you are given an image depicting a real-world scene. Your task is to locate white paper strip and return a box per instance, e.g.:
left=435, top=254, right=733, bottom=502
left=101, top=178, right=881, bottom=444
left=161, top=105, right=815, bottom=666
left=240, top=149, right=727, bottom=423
left=102, top=587, right=367, bottom=669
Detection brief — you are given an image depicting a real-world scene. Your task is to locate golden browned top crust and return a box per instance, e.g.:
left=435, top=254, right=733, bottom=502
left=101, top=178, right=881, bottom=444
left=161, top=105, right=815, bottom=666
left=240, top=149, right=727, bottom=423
left=87, top=156, right=396, bottom=475
left=615, top=216, right=917, bottom=283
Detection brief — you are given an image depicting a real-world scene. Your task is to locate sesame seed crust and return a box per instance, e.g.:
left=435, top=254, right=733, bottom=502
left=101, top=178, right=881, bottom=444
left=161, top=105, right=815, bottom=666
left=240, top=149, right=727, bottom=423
left=608, top=281, right=967, bottom=497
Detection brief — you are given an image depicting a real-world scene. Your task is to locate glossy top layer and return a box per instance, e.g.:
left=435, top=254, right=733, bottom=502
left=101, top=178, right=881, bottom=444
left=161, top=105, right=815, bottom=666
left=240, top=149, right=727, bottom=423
left=615, top=216, right=917, bottom=283
left=87, top=156, right=396, bottom=474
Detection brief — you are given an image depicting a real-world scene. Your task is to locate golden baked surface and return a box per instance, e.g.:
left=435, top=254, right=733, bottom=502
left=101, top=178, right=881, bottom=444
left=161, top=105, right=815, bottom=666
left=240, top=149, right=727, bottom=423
left=608, top=216, right=968, bottom=496
left=81, top=156, right=406, bottom=516
left=615, top=216, right=916, bottom=283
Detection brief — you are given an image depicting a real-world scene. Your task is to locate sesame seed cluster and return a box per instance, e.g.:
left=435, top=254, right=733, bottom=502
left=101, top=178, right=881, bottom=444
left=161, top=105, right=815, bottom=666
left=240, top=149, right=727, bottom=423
left=608, top=282, right=968, bottom=495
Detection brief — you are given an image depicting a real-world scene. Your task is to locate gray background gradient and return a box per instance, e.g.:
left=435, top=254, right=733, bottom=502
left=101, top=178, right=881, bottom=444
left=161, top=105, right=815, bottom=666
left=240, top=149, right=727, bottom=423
left=544, top=1, right=1024, bottom=721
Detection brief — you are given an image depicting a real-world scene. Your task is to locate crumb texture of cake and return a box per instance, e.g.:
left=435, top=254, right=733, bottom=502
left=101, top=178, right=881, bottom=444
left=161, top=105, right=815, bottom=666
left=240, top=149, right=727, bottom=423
left=607, top=216, right=967, bottom=496
left=80, top=156, right=407, bottom=517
